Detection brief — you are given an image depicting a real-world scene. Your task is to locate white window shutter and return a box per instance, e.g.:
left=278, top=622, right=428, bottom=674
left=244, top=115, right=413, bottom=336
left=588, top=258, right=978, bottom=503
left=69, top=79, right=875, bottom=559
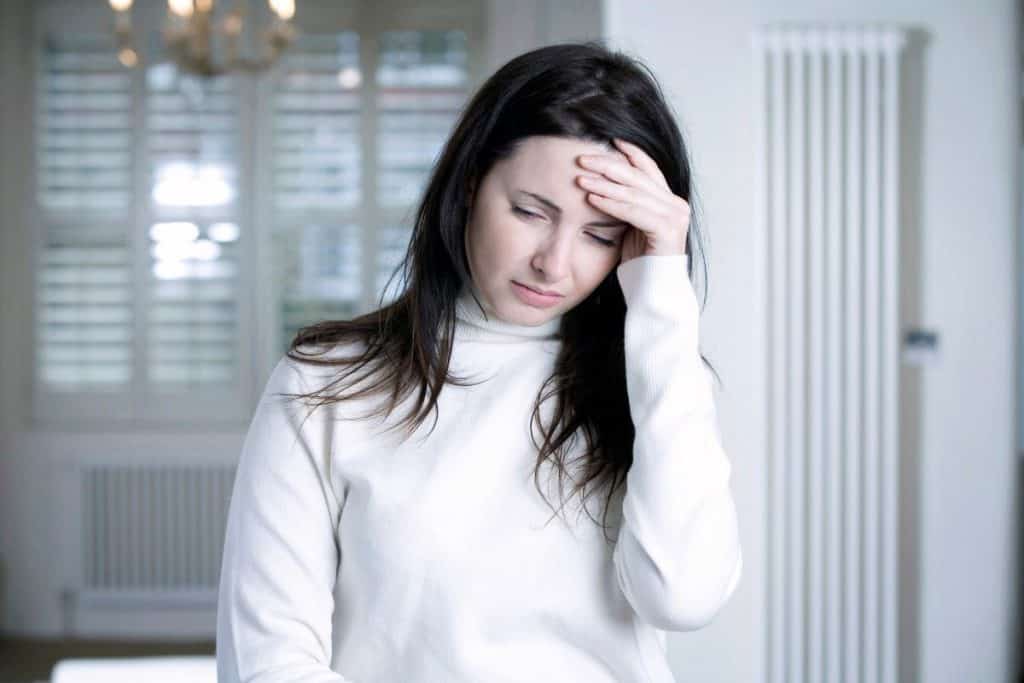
left=374, top=30, right=470, bottom=301
left=36, top=33, right=135, bottom=393
left=269, top=32, right=364, bottom=356
left=144, top=63, right=243, bottom=389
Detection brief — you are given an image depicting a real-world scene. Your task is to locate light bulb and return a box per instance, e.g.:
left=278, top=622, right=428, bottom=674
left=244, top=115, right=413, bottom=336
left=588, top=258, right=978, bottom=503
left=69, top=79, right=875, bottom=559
left=269, top=0, right=294, bottom=21
left=118, top=47, right=138, bottom=67
left=109, top=0, right=133, bottom=11
left=168, top=0, right=193, bottom=18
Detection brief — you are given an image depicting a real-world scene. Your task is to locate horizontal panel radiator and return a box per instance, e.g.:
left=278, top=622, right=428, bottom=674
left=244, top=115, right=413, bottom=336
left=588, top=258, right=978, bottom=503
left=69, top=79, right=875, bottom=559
left=76, top=463, right=237, bottom=609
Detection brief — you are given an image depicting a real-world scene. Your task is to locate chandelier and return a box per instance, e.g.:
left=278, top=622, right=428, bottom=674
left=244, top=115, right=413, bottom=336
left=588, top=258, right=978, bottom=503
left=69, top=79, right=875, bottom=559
left=108, top=0, right=297, bottom=77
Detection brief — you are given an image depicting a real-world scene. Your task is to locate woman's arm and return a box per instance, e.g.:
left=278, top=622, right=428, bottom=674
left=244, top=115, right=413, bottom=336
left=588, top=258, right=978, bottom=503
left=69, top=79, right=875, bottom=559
left=216, top=355, right=354, bottom=682
left=612, top=252, right=743, bottom=632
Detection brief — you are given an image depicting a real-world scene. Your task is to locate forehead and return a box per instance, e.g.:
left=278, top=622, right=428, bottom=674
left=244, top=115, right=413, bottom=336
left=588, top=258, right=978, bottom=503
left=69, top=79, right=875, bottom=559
left=495, top=135, right=620, bottom=181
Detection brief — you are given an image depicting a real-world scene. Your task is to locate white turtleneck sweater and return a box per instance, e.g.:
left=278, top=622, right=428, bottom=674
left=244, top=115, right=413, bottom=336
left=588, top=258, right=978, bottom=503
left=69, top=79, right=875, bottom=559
left=216, top=253, right=742, bottom=683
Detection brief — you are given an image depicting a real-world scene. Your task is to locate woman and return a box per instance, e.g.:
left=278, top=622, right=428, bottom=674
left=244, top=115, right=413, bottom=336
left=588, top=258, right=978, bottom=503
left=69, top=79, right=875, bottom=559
left=216, top=40, right=742, bottom=683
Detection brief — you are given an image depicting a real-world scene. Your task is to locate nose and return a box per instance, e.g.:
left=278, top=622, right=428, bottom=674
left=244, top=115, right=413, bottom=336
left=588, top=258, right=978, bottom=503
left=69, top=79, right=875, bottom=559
left=530, top=228, right=573, bottom=282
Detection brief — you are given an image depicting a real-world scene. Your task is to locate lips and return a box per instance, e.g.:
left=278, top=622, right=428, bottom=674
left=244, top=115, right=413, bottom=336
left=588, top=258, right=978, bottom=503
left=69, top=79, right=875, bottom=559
left=516, top=282, right=562, bottom=297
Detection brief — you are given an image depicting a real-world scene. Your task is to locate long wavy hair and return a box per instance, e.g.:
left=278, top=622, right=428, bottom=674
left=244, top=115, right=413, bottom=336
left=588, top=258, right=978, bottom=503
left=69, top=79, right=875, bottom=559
left=282, top=40, right=718, bottom=545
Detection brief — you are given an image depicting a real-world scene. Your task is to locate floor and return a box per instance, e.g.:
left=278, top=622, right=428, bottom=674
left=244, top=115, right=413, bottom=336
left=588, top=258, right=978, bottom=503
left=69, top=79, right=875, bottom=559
left=0, top=638, right=214, bottom=683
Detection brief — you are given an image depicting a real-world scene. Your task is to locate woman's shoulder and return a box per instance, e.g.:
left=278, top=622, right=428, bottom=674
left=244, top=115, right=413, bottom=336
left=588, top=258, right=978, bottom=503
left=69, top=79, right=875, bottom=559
left=271, top=335, right=363, bottom=386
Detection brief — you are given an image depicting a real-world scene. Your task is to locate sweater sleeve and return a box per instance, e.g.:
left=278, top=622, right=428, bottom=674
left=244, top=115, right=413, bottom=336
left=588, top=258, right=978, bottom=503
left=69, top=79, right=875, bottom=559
left=611, top=253, right=743, bottom=632
left=216, top=354, right=353, bottom=682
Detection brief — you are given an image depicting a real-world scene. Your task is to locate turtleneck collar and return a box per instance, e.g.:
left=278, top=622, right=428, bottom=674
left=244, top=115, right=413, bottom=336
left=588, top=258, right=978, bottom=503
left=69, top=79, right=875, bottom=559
left=453, top=280, right=563, bottom=343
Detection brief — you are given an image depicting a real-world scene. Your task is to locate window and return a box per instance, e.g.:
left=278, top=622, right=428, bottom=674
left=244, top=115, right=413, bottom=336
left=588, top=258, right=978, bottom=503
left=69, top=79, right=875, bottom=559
left=30, top=0, right=484, bottom=425
left=36, top=32, right=134, bottom=391
left=269, top=31, right=364, bottom=351
left=145, top=61, right=243, bottom=389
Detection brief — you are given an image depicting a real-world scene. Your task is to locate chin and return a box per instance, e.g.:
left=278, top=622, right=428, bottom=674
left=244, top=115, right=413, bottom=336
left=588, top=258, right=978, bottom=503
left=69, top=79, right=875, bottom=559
left=503, top=301, right=556, bottom=325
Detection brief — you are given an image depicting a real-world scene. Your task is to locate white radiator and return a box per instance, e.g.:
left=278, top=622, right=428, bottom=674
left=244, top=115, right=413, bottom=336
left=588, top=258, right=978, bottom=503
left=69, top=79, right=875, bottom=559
left=751, top=26, right=907, bottom=683
left=69, top=463, right=236, bottom=616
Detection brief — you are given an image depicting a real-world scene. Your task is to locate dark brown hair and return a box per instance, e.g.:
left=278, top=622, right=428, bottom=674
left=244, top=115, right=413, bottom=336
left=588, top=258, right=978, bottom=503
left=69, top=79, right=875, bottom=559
left=282, top=40, right=718, bottom=545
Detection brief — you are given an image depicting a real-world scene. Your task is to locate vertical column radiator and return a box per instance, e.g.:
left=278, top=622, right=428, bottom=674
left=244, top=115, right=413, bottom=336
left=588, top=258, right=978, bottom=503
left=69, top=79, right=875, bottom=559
left=752, top=25, right=908, bottom=683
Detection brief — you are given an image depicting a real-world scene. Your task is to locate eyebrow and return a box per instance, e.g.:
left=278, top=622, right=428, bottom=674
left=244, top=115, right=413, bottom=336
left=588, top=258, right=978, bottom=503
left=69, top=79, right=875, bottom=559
left=517, top=190, right=629, bottom=229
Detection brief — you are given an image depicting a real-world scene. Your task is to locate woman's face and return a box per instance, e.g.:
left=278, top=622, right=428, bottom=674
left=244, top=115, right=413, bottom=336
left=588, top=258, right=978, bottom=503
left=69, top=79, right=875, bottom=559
left=463, top=135, right=631, bottom=326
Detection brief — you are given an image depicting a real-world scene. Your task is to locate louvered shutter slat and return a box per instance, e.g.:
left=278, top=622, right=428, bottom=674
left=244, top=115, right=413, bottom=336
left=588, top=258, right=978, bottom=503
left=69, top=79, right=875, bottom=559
left=374, top=31, right=470, bottom=301
left=146, top=64, right=242, bottom=388
left=36, top=34, right=134, bottom=391
left=271, top=33, right=363, bottom=352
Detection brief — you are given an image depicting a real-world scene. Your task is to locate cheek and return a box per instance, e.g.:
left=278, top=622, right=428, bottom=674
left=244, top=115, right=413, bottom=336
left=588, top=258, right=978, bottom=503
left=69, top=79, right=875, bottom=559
left=474, top=212, right=527, bottom=269
left=574, top=245, right=621, bottom=288
left=582, top=258, right=617, bottom=289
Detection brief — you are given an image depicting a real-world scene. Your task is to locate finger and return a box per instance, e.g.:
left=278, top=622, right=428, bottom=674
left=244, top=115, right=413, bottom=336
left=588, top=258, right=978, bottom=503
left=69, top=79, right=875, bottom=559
left=613, top=138, right=670, bottom=190
left=577, top=174, right=672, bottom=215
left=585, top=192, right=670, bottom=234
left=577, top=153, right=663, bottom=196
left=580, top=170, right=691, bottom=225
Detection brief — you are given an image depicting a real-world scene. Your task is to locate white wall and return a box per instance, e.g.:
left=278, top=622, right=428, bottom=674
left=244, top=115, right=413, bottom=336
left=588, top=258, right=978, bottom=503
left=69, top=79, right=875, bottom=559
left=484, top=0, right=603, bottom=71
left=602, top=1, right=1019, bottom=682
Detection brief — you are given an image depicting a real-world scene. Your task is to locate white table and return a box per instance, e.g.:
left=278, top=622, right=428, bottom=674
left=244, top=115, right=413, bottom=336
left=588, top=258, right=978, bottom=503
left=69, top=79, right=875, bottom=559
left=50, top=655, right=216, bottom=683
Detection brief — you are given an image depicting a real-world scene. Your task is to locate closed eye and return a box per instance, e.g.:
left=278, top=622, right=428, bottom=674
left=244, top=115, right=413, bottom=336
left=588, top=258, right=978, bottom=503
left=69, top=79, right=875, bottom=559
left=588, top=234, right=616, bottom=247
left=514, top=206, right=618, bottom=248
left=513, top=206, right=543, bottom=221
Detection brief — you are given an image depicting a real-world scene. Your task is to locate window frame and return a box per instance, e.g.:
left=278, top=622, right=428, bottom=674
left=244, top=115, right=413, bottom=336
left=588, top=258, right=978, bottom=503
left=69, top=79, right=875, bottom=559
left=27, top=0, right=487, bottom=429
